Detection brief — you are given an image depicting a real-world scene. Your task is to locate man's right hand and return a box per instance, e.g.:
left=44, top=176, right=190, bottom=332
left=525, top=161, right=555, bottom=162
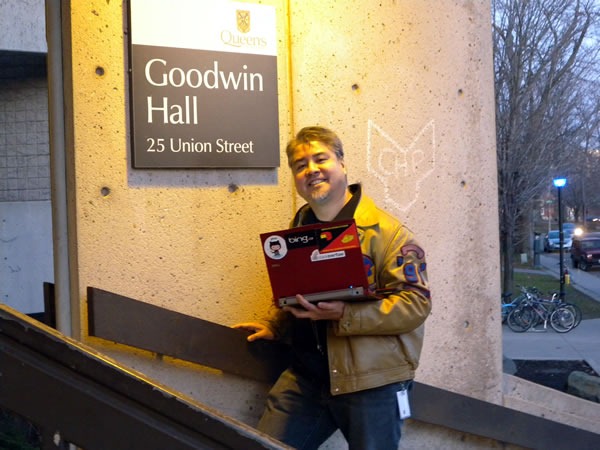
left=232, top=322, right=275, bottom=342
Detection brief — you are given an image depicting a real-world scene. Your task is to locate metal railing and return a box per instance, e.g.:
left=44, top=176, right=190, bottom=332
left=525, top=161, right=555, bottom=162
left=2, top=287, right=599, bottom=449
left=0, top=302, right=290, bottom=450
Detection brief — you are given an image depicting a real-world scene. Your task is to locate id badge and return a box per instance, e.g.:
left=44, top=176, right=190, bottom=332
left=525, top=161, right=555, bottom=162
left=397, top=388, right=411, bottom=419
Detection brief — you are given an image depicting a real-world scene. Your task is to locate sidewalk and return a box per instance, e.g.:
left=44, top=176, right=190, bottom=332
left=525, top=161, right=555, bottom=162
left=504, top=254, right=600, bottom=375
left=536, top=253, right=600, bottom=302
left=503, top=318, right=600, bottom=375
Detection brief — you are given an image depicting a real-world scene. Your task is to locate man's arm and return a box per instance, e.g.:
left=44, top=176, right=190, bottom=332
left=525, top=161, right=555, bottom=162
left=334, top=227, right=431, bottom=336
left=232, top=322, right=276, bottom=341
left=232, top=306, right=291, bottom=342
left=282, top=295, right=345, bottom=321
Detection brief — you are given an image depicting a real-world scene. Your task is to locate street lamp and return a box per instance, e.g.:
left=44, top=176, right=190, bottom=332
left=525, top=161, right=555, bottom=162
left=553, top=177, right=567, bottom=300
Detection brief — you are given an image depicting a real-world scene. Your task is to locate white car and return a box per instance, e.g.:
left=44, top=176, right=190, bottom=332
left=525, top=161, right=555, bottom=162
left=544, top=230, right=572, bottom=252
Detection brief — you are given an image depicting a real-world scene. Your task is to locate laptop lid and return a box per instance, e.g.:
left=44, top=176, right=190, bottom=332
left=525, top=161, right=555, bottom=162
left=260, top=219, right=372, bottom=307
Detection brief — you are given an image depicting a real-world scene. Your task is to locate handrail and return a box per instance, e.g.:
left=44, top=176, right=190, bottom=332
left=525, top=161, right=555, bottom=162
left=0, top=303, right=291, bottom=450
left=87, top=287, right=290, bottom=383
left=86, top=287, right=600, bottom=450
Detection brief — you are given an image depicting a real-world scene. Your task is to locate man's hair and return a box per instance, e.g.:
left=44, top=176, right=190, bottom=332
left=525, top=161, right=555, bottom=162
left=285, top=126, right=344, bottom=167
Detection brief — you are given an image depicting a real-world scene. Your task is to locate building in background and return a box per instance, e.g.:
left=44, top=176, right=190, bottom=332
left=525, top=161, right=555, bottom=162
left=0, top=0, right=52, bottom=314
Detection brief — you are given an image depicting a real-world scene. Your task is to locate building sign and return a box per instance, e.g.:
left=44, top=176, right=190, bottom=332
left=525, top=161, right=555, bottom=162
left=129, top=0, right=279, bottom=168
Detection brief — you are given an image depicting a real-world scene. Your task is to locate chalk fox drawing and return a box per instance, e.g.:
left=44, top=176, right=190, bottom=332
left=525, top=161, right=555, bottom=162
left=367, top=119, right=436, bottom=213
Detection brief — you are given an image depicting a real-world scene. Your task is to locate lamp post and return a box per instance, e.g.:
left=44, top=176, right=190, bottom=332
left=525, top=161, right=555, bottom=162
left=553, top=177, right=567, bottom=300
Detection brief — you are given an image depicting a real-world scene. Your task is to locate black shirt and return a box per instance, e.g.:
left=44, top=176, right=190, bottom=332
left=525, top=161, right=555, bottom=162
left=289, top=184, right=361, bottom=386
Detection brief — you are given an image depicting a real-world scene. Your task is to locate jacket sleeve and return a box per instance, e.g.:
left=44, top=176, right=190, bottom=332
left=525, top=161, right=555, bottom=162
left=333, top=224, right=431, bottom=336
left=259, top=305, right=293, bottom=342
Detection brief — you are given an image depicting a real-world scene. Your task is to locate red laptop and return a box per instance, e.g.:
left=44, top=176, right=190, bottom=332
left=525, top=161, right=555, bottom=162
left=260, top=219, right=386, bottom=307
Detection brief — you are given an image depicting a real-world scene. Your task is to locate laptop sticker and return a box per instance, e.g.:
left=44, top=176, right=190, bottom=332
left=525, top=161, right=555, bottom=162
left=264, top=235, right=287, bottom=260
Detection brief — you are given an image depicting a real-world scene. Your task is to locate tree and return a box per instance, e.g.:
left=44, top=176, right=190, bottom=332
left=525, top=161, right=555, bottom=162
left=493, top=0, right=600, bottom=294
left=562, top=84, right=600, bottom=223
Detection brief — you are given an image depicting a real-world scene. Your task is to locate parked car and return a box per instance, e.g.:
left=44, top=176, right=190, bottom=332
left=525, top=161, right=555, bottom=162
left=571, top=232, right=600, bottom=271
left=563, top=222, right=580, bottom=236
left=544, top=230, right=572, bottom=252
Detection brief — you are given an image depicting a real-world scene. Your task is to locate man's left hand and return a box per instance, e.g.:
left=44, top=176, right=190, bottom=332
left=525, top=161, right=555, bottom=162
left=283, top=294, right=345, bottom=320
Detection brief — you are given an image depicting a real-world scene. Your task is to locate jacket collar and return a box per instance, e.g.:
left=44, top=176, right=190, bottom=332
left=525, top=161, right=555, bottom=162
left=352, top=185, right=380, bottom=228
left=292, top=183, right=381, bottom=228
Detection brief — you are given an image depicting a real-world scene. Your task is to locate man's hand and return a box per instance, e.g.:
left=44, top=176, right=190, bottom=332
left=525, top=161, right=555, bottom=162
left=232, top=322, right=275, bottom=342
left=283, top=294, right=345, bottom=320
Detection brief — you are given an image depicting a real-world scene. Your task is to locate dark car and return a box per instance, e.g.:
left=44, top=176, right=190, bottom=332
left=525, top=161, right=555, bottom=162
left=570, top=232, right=600, bottom=271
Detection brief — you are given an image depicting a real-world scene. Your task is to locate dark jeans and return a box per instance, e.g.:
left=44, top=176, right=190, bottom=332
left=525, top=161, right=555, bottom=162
left=258, top=368, right=406, bottom=450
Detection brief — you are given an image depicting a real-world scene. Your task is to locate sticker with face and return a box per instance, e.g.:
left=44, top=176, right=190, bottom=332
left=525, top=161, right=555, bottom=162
left=264, top=235, right=287, bottom=260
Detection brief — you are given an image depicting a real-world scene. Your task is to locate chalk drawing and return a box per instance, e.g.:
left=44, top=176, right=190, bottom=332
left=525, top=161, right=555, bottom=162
left=366, top=119, right=436, bottom=213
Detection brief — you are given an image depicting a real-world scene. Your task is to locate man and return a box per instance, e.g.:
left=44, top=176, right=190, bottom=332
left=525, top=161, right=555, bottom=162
left=234, top=126, right=431, bottom=450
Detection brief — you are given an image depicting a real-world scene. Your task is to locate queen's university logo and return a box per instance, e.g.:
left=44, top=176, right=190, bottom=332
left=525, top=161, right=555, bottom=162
left=236, top=10, right=250, bottom=33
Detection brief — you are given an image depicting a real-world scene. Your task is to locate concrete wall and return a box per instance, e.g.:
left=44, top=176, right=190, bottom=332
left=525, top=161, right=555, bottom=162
left=61, top=0, right=507, bottom=448
left=0, top=0, right=46, bottom=53
left=0, top=201, right=53, bottom=313
left=0, top=24, right=52, bottom=315
left=287, top=1, right=502, bottom=403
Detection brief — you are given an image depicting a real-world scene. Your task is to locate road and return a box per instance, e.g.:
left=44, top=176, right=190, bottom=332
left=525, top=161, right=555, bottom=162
left=540, top=251, right=600, bottom=278
left=536, top=251, right=600, bottom=301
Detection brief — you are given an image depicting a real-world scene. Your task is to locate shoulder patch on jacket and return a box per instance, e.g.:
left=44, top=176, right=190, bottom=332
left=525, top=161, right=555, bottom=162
left=397, top=244, right=427, bottom=285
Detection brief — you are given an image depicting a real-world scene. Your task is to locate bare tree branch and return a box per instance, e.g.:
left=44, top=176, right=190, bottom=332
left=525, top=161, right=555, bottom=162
left=493, top=0, right=600, bottom=293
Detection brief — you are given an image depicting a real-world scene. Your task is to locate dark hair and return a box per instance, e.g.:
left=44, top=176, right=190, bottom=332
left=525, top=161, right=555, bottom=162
left=285, top=126, right=344, bottom=167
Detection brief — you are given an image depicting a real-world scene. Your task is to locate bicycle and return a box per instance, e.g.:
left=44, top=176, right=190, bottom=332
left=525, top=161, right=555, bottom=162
left=540, top=291, right=582, bottom=329
left=501, top=286, right=542, bottom=323
left=506, top=293, right=576, bottom=333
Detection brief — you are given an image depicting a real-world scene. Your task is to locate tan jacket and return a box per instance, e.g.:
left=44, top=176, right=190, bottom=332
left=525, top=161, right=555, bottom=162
left=271, top=189, right=431, bottom=395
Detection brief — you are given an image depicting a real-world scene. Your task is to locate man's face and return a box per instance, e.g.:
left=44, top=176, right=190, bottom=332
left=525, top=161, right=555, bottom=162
left=289, top=141, right=347, bottom=206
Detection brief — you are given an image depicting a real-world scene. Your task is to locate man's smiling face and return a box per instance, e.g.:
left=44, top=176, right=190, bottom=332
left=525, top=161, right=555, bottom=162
left=290, top=141, right=348, bottom=206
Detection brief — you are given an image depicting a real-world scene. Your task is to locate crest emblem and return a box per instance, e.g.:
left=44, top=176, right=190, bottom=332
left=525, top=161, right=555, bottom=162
left=236, top=10, right=250, bottom=33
